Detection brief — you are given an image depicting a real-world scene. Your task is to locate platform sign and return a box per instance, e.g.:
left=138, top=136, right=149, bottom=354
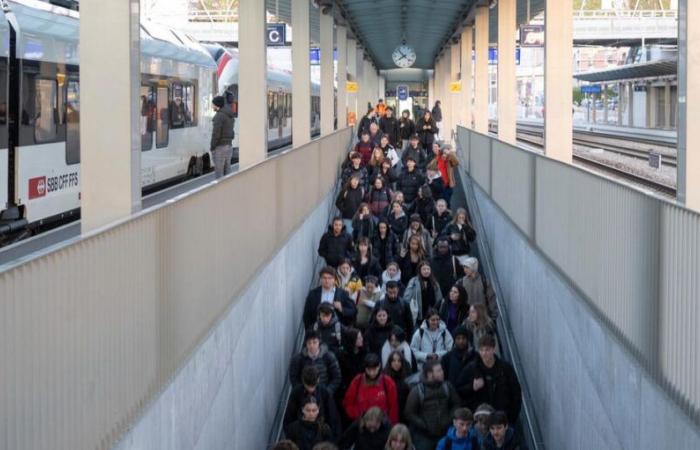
left=488, top=48, right=521, bottom=65
left=267, top=24, right=286, bottom=46
left=397, top=85, right=409, bottom=101
left=581, top=85, right=602, bottom=95
left=310, top=48, right=338, bottom=65
left=346, top=81, right=359, bottom=93
left=449, top=82, right=461, bottom=93
left=520, top=25, right=544, bottom=47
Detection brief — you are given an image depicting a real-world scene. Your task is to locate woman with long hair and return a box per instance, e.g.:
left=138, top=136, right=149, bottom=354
left=336, top=174, right=365, bottom=235
left=387, top=200, right=408, bottom=239
left=437, top=284, right=469, bottom=333
left=403, top=261, right=444, bottom=325
left=353, top=237, right=382, bottom=281
left=464, top=303, right=499, bottom=353
left=284, top=396, right=333, bottom=450
left=442, top=207, right=476, bottom=256
left=398, top=235, right=427, bottom=286
left=384, top=423, right=414, bottom=450
left=383, top=350, right=411, bottom=422
left=372, top=219, right=400, bottom=270
left=416, top=109, right=438, bottom=151
left=339, top=407, right=392, bottom=450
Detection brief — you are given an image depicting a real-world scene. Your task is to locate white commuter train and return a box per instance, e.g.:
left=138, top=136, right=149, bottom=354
left=206, top=44, right=323, bottom=154
left=0, top=0, right=217, bottom=240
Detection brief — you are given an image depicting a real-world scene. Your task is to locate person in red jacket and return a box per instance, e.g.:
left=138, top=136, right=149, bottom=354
left=343, top=353, right=399, bottom=424
left=355, top=131, right=374, bottom=167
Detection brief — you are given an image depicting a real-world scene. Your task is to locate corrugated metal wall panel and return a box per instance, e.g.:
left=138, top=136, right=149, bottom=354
left=0, top=128, right=352, bottom=450
left=491, top=141, right=536, bottom=239
left=470, top=131, right=492, bottom=193
left=457, top=125, right=700, bottom=422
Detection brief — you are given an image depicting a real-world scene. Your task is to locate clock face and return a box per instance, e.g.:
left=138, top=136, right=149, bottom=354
left=392, top=45, right=416, bottom=68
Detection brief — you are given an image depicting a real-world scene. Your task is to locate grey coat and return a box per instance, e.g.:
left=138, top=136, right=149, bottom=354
left=210, top=107, right=235, bottom=151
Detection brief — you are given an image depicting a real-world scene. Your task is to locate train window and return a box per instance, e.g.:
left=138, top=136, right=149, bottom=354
left=34, top=79, right=58, bottom=143
left=184, top=84, right=195, bottom=126
left=170, top=83, right=185, bottom=129
left=65, top=80, right=80, bottom=165
left=141, top=85, right=155, bottom=151
left=156, top=86, right=169, bottom=148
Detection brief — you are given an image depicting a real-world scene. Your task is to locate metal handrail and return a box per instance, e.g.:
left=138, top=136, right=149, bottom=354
left=573, top=9, right=678, bottom=19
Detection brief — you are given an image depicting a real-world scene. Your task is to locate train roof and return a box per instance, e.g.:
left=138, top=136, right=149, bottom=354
left=2, top=0, right=215, bottom=68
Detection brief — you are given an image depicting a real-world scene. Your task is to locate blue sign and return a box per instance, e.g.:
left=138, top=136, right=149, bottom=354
left=397, top=85, right=409, bottom=101
left=309, top=48, right=338, bottom=65
left=267, top=24, right=286, bottom=46
left=310, top=48, right=320, bottom=65
left=487, top=48, right=521, bottom=65
left=581, top=85, right=602, bottom=94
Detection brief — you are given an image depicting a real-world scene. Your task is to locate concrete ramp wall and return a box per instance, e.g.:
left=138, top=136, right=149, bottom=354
left=462, top=177, right=700, bottom=449
left=113, top=189, right=335, bottom=450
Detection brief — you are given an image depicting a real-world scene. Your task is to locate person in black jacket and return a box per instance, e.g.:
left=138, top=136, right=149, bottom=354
left=398, top=109, right=416, bottom=151
left=313, top=303, right=348, bottom=356
left=380, top=107, right=400, bottom=147
left=431, top=101, right=443, bottom=140
left=441, top=325, right=477, bottom=389
left=358, top=108, right=378, bottom=139
left=456, top=335, right=522, bottom=424
left=304, top=266, right=357, bottom=328
left=428, top=199, right=452, bottom=239
left=402, top=135, right=428, bottom=172
left=341, top=152, right=370, bottom=191
left=371, top=220, right=400, bottom=269
left=285, top=365, right=342, bottom=439
left=442, top=208, right=476, bottom=257
left=289, top=330, right=343, bottom=395
left=318, top=218, right=354, bottom=270
left=338, top=407, right=392, bottom=450
left=417, top=110, right=439, bottom=151
left=415, top=185, right=436, bottom=227
left=373, top=281, right=415, bottom=340
left=397, top=157, right=426, bottom=211
left=336, top=175, right=366, bottom=234
left=364, top=307, right=394, bottom=355
left=430, top=238, right=461, bottom=298
left=285, top=396, right=334, bottom=450
left=353, top=237, right=383, bottom=280
left=210, top=96, right=235, bottom=178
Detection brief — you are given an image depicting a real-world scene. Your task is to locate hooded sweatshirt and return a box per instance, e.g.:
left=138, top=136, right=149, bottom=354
left=289, top=344, right=342, bottom=394
left=410, top=320, right=454, bottom=369
left=343, top=374, right=399, bottom=424
left=436, top=426, right=481, bottom=450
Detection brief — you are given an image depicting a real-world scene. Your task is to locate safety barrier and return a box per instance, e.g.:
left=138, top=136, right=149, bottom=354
left=457, top=125, right=700, bottom=424
left=0, top=128, right=351, bottom=450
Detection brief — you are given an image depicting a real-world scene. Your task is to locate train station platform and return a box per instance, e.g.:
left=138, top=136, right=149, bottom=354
left=2, top=1, right=700, bottom=450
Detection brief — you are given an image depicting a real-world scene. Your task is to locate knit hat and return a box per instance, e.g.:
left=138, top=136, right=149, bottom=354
left=458, top=255, right=479, bottom=272
left=212, top=96, right=225, bottom=108
left=473, top=403, right=495, bottom=420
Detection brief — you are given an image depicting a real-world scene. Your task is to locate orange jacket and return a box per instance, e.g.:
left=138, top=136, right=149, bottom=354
left=375, top=103, right=387, bottom=118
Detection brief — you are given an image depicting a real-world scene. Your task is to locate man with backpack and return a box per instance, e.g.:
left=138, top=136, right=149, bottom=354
left=404, top=360, right=462, bottom=450
left=342, top=353, right=399, bottom=424
left=436, top=408, right=481, bottom=450
left=313, top=303, right=347, bottom=357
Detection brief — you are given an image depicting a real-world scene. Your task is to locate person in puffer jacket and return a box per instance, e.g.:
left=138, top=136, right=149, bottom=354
left=436, top=408, right=481, bottom=450
left=342, top=152, right=370, bottom=191
left=343, top=354, right=399, bottom=425
left=289, top=330, right=342, bottom=395
left=318, top=218, right=354, bottom=269
left=410, top=309, right=454, bottom=371
left=397, top=157, right=426, bottom=211
left=366, top=177, right=393, bottom=218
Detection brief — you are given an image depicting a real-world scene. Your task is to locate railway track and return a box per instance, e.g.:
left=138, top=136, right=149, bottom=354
left=496, top=125, right=678, bottom=197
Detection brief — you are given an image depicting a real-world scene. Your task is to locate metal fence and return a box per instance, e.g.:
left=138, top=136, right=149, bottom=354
left=0, top=128, right=351, bottom=450
left=457, top=125, right=700, bottom=424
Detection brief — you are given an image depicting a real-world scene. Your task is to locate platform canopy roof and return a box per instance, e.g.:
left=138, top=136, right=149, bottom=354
left=574, top=59, right=678, bottom=83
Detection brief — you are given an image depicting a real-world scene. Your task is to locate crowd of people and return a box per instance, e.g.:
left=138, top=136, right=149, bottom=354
left=273, top=100, right=523, bottom=450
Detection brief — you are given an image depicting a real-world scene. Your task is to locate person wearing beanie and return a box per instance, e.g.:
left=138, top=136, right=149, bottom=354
left=456, top=255, right=498, bottom=319
left=441, top=324, right=477, bottom=388
left=343, top=353, right=399, bottom=424
left=210, top=95, right=235, bottom=178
